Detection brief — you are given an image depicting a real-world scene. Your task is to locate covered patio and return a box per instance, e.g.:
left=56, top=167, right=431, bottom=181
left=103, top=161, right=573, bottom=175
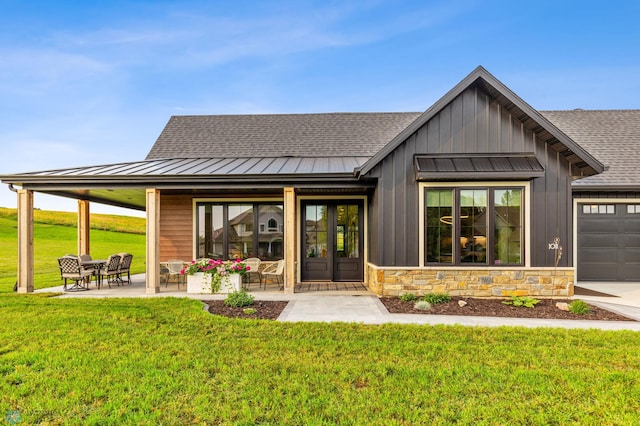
left=35, top=273, right=369, bottom=298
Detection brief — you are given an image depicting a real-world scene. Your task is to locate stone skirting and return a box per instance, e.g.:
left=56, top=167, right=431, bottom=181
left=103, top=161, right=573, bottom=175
left=367, top=264, right=574, bottom=298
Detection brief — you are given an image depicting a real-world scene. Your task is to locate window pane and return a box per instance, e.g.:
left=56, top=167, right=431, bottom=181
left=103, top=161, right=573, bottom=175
left=197, top=204, right=224, bottom=259
left=228, top=204, right=253, bottom=259
left=258, top=205, right=283, bottom=260
left=494, top=189, right=522, bottom=265
left=460, top=189, right=487, bottom=264
left=305, top=205, right=328, bottom=258
left=336, top=204, right=359, bottom=258
left=426, top=190, right=453, bottom=263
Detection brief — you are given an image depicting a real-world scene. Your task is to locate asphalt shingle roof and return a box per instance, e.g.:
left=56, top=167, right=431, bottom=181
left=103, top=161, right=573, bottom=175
left=145, top=112, right=422, bottom=160
left=541, top=110, right=640, bottom=188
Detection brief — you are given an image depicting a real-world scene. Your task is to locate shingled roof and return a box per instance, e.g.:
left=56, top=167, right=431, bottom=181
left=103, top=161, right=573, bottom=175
left=541, top=110, right=640, bottom=189
left=145, top=112, right=421, bottom=160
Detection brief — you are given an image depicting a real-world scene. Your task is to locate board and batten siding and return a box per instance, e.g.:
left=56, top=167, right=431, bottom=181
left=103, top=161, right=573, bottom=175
left=367, top=86, right=575, bottom=268
left=159, top=195, right=193, bottom=261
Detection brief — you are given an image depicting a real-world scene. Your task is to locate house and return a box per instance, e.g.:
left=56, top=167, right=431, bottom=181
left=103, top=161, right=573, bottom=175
left=3, top=66, right=640, bottom=296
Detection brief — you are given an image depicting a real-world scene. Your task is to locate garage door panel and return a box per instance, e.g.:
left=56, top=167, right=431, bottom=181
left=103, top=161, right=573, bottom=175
left=624, top=223, right=640, bottom=232
left=623, top=248, right=640, bottom=262
left=580, top=263, right=618, bottom=281
left=578, top=234, right=618, bottom=248
left=579, top=220, right=619, bottom=233
left=623, top=235, right=640, bottom=248
left=579, top=249, right=618, bottom=263
left=578, top=204, right=638, bottom=281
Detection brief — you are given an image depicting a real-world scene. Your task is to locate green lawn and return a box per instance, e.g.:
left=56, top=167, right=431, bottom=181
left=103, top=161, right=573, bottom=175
left=0, top=208, right=146, bottom=293
left=0, top=295, right=639, bottom=425
left=1, top=208, right=639, bottom=424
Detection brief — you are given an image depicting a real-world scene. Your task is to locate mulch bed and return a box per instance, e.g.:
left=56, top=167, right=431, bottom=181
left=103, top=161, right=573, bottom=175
left=380, top=297, right=636, bottom=321
left=203, top=300, right=288, bottom=320
left=203, top=297, right=636, bottom=322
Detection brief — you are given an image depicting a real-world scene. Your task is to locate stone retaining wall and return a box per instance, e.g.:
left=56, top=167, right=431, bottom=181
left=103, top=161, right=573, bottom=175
left=367, top=264, right=574, bottom=298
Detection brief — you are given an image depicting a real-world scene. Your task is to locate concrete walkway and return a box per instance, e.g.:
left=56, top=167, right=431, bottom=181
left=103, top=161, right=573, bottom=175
left=276, top=291, right=640, bottom=331
left=38, top=277, right=640, bottom=330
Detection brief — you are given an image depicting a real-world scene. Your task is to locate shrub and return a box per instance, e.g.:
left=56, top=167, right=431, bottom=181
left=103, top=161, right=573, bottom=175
left=399, top=293, right=418, bottom=302
left=568, top=300, right=591, bottom=315
left=423, top=293, right=451, bottom=305
left=503, top=295, right=540, bottom=308
left=224, top=290, right=255, bottom=307
left=414, top=301, right=432, bottom=311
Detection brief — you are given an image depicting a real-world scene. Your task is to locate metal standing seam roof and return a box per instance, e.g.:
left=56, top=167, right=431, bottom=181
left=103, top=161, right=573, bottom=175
left=3, top=156, right=372, bottom=180
left=415, top=154, right=545, bottom=180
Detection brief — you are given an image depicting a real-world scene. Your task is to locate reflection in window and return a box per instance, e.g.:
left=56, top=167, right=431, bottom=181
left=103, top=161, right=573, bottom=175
left=425, top=187, right=523, bottom=266
left=228, top=205, right=253, bottom=259
left=196, top=203, right=283, bottom=260
left=494, top=189, right=522, bottom=265
left=305, top=205, right=327, bottom=258
left=426, top=189, right=453, bottom=263
left=459, top=189, right=487, bottom=264
left=258, top=205, right=283, bottom=259
left=336, top=204, right=359, bottom=258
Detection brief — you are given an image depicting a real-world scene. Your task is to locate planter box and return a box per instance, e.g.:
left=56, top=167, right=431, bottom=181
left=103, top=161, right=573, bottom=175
left=187, top=272, right=242, bottom=294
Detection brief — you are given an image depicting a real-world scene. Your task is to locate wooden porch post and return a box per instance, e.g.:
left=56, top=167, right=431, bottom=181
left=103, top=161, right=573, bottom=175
left=77, top=200, right=90, bottom=256
left=146, top=188, right=160, bottom=294
left=284, top=187, right=296, bottom=294
left=17, top=189, right=34, bottom=293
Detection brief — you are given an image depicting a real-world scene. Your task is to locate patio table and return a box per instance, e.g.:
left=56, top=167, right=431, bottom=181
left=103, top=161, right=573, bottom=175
left=81, top=259, right=107, bottom=289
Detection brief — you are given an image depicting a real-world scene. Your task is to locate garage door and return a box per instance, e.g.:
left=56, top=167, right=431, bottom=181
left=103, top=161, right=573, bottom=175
left=578, top=203, right=640, bottom=281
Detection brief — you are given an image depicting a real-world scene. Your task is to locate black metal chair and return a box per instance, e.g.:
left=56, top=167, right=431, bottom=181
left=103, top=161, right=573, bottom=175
left=57, top=255, right=93, bottom=292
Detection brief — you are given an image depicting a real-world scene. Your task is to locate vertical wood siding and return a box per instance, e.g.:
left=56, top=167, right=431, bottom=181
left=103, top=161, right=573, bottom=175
left=159, top=195, right=193, bottom=261
left=368, top=86, right=575, bottom=267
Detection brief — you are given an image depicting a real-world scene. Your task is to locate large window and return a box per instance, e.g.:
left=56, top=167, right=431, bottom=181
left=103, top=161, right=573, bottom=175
left=197, top=202, right=284, bottom=260
left=425, top=187, right=523, bottom=266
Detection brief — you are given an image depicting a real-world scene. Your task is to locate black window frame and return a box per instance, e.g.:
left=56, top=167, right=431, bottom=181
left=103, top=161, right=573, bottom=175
left=424, top=186, right=524, bottom=266
left=196, top=202, right=284, bottom=261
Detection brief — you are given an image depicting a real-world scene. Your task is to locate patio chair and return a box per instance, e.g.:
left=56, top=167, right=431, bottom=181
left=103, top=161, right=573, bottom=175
left=57, top=255, right=93, bottom=292
left=99, top=254, right=122, bottom=288
left=165, top=260, right=186, bottom=289
left=261, top=259, right=285, bottom=290
left=78, top=253, right=94, bottom=284
left=242, top=257, right=261, bottom=289
left=116, top=253, right=133, bottom=284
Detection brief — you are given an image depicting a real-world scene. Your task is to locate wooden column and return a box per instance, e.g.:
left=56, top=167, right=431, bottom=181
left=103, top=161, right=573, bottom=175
left=17, top=189, right=34, bottom=293
left=77, top=200, right=90, bottom=256
left=146, top=188, right=160, bottom=294
left=284, top=187, right=296, bottom=294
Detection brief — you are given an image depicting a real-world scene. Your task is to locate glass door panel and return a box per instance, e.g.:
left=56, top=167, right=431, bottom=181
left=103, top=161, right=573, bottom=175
left=302, top=204, right=331, bottom=280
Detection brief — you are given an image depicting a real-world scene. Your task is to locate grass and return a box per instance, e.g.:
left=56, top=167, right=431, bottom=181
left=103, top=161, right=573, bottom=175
left=0, top=295, right=639, bottom=424
left=1, top=207, right=639, bottom=423
left=0, top=208, right=146, bottom=293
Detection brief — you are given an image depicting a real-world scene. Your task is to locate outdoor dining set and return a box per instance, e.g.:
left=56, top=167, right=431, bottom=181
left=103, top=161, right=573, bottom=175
left=57, top=253, right=133, bottom=292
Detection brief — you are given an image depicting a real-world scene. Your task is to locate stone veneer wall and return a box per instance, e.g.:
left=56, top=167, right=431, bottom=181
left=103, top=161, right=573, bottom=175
left=367, top=264, right=574, bottom=298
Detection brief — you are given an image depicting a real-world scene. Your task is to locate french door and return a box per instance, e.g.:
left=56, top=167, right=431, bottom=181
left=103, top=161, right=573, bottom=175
left=301, top=201, right=363, bottom=281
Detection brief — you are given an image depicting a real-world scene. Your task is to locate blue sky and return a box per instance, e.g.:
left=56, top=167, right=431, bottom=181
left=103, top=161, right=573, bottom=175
left=1, top=0, right=639, bottom=216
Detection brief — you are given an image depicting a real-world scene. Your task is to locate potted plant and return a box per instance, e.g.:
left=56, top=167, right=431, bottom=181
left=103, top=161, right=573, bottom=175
left=181, top=258, right=250, bottom=294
